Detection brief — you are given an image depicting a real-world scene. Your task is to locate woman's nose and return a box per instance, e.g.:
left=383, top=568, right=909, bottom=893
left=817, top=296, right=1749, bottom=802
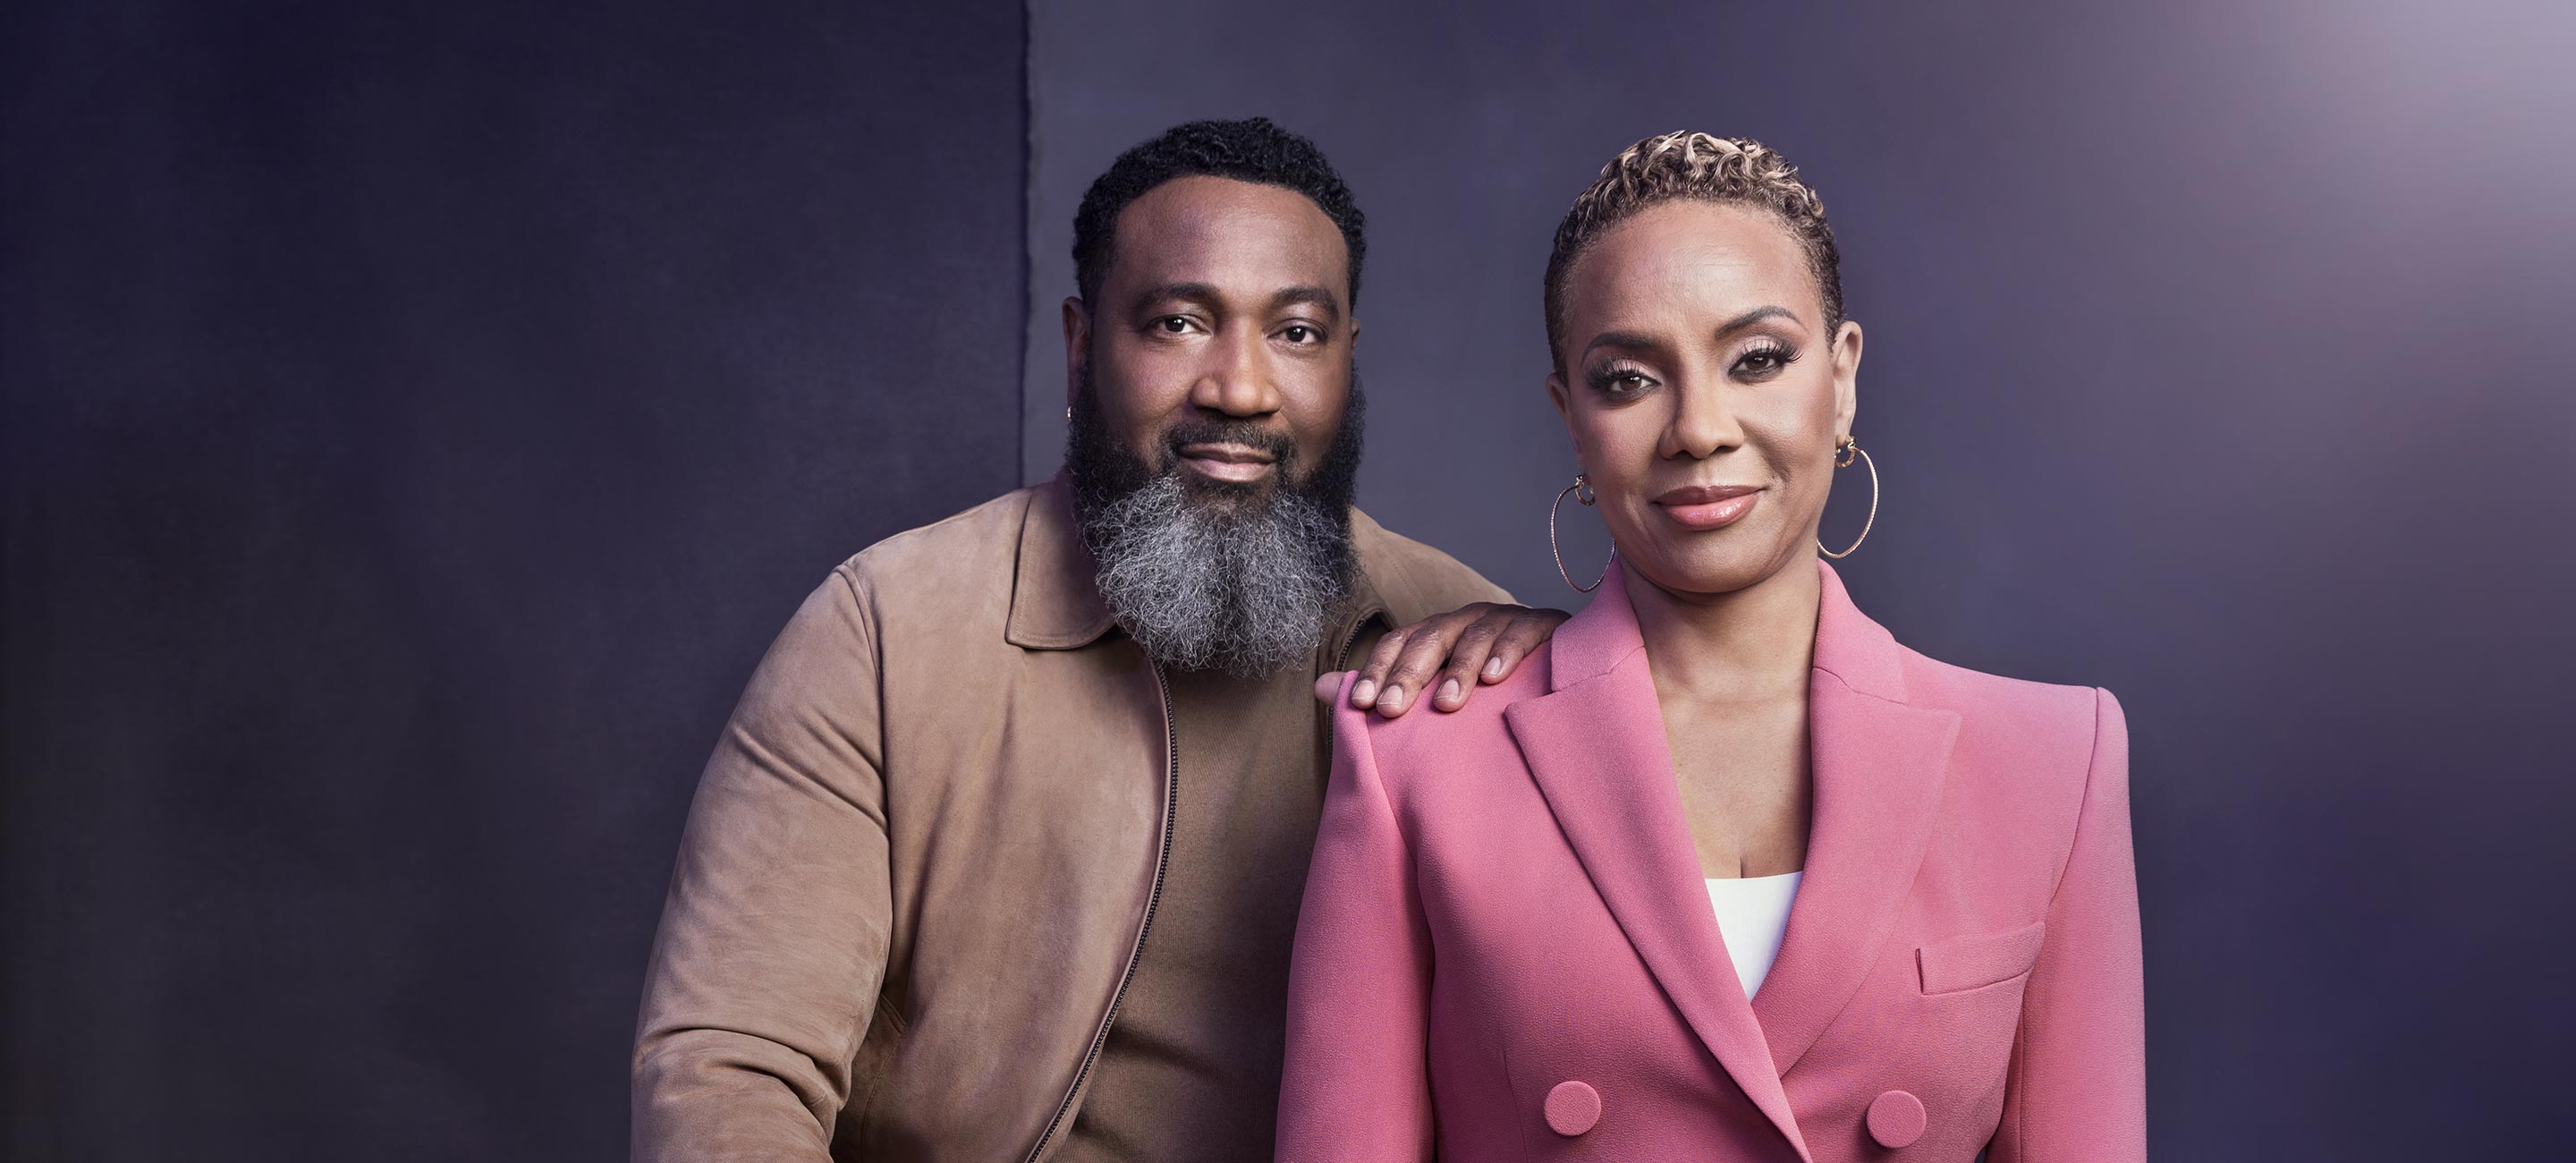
left=1664, top=382, right=1743, bottom=458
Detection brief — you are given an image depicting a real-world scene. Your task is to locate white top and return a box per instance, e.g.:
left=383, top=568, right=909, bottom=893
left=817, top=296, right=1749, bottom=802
left=1704, top=870, right=1804, bottom=1000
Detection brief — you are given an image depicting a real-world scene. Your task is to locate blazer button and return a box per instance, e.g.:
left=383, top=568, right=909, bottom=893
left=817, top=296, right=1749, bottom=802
left=1545, top=1080, right=1601, bottom=1136
left=1867, top=1089, right=1927, bottom=1150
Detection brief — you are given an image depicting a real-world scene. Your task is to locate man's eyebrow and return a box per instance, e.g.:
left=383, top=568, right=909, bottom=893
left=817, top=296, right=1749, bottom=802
left=1128, top=282, right=1221, bottom=310
left=1265, top=284, right=1343, bottom=323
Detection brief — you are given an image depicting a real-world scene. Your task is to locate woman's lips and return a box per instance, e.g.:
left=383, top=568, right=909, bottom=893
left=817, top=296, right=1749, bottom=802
left=1653, top=484, right=1762, bottom=530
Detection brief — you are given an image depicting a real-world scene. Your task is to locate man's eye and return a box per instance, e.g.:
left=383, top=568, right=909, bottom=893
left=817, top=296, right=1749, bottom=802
left=1282, top=325, right=1318, bottom=344
left=1157, top=317, right=1192, bottom=334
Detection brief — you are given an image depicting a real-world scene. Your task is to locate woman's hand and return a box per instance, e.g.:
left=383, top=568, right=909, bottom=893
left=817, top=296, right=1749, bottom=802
left=1344, top=603, right=1571, bottom=717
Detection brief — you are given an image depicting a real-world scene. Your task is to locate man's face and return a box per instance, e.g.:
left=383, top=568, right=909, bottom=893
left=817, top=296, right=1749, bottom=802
left=1058, top=174, right=1365, bottom=677
left=1064, top=174, right=1354, bottom=500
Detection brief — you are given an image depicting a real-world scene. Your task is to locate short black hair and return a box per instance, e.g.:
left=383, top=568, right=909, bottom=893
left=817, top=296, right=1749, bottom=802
left=1072, top=117, right=1367, bottom=310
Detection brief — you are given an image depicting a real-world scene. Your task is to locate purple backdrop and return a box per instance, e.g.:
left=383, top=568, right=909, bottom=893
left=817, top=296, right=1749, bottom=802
left=4, top=1, right=2570, bottom=1159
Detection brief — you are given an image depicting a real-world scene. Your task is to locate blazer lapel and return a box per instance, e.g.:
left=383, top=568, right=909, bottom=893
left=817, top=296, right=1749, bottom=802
left=1505, top=565, right=1813, bottom=1162
left=1750, top=560, right=1961, bottom=1074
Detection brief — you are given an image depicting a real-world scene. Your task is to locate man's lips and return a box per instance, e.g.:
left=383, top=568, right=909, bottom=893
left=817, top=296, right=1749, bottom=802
left=1177, top=442, right=1279, bottom=483
left=1653, top=483, right=1763, bottom=530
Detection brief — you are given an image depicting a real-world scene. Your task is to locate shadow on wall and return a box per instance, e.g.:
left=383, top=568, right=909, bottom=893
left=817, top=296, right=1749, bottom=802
left=3, top=2, right=1025, bottom=1159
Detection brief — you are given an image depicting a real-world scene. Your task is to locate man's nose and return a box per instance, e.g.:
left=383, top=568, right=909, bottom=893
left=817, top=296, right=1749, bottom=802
left=1189, top=329, right=1282, bottom=417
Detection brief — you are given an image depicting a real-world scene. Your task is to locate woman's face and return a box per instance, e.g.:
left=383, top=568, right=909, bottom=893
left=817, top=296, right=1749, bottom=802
left=1547, top=199, right=1863, bottom=601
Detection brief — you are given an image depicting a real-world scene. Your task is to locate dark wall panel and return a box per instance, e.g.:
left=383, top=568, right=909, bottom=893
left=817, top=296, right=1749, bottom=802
left=2, top=3, right=1025, bottom=1159
left=1024, top=2, right=2576, bottom=1159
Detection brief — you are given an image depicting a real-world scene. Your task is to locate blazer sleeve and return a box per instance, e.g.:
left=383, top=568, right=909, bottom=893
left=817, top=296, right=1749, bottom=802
left=631, top=569, right=892, bottom=1162
left=1275, top=677, right=1437, bottom=1162
left=1991, top=686, right=2147, bottom=1163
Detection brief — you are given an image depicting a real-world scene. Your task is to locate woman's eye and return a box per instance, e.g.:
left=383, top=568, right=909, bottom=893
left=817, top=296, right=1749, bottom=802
left=1737, top=347, right=1793, bottom=375
left=1591, top=369, right=1654, bottom=395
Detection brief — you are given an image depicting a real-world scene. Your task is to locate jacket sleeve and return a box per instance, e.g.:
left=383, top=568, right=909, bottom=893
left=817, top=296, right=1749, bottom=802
left=631, top=568, right=892, bottom=1162
left=1275, top=677, right=1437, bottom=1162
left=1991, top=686, right=2147, bottom=1162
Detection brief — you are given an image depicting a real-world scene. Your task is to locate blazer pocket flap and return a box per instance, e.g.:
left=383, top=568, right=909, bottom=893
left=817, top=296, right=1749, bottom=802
left=1917, top=920, right=2046, bottom=995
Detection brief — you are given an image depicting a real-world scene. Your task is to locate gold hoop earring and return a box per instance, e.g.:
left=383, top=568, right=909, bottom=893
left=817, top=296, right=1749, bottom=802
left=1818, top=437, right=1878, bottom=559
left=1550, top=474, right=1615, bottom=593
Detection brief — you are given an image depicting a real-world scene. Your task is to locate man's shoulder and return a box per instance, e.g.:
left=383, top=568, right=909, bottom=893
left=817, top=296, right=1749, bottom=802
left=833, top=486, right=1038, bottom=606
left=1351, top=506, right=1513, bottom=622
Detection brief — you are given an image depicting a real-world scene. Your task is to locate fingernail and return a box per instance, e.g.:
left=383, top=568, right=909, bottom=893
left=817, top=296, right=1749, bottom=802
left=1482, top=657, right=1505, bottom=681
left=1352, top=679, right=1377, bottom=704
left=1437, top=678, right=1462, bottom=704
left=1381, top=684, right=1403, bottom=710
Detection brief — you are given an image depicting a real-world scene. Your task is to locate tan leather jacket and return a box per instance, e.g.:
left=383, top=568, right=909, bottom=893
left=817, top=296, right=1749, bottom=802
left=631, top=480, right=1506, bottom=1162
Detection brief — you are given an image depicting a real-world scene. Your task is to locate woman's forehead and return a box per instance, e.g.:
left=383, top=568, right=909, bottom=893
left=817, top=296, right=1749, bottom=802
left=1563, top=201, right=1816, bottom=336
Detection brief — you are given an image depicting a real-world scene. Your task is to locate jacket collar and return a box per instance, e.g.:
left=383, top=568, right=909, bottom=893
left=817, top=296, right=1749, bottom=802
left=1004, top=475, right=1393, bottom=656
left=1005, top=478, right=1118, bottom=650
left=1504, top=557, right=1957, bottom=1159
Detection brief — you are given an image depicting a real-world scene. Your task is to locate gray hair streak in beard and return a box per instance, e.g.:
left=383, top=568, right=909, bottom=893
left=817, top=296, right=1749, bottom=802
left=1079, top=471, right=1352, bottom=678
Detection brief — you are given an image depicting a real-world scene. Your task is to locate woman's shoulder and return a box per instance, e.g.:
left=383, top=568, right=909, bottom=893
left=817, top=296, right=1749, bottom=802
left=1895, top=646, right=2125, bottom=794
left=1328, top=643, right=1560, bottom=784
left=1900, top=647, right=2108, bottom=724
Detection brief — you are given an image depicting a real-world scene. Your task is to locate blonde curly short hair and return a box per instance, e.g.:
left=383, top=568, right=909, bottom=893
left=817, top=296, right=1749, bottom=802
left=1543, top=132, right=1843, bottom=370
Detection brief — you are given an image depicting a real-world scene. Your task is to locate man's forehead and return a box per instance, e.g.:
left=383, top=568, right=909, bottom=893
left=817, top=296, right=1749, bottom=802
left=1106, top=175, right=1349, bottom=304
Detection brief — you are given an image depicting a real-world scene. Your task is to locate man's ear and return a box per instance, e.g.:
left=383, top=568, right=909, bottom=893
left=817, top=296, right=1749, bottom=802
left=1061, top=296, right=1092, bottom=405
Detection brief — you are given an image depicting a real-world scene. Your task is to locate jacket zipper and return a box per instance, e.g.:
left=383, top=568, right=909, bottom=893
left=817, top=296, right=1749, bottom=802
left=1021, top=603, right=1376, bottom=1160
left=1332, top=606, right=1377, bottom=672
left=1022, top=663, right=1178, bottom=1163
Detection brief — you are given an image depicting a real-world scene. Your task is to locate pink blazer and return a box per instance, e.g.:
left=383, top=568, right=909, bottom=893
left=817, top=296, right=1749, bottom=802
left=1276, top=559, right=2143, bottom=1162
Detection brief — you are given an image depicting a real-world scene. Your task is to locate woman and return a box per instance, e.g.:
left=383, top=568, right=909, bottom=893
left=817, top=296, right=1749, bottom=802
left=1275, top=133, right=2143, bottom=1162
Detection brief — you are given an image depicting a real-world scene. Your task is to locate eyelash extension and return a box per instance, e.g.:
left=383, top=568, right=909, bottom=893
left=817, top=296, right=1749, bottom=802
left=1739, top=340, right=1801, bottom=370
left=1584, top=361, right=1656, bottom=395
left=1585, top=341, right=1801, bottom=395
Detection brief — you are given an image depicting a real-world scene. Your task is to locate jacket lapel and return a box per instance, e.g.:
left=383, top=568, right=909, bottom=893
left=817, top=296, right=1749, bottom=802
left=1750, top=561, right=1959, bottom=1074
left=1505, top=565, right=1813, bottom=1162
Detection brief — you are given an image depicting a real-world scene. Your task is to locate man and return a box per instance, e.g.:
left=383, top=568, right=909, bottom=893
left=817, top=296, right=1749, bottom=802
left=631, top=118, right=1561, bottom=1162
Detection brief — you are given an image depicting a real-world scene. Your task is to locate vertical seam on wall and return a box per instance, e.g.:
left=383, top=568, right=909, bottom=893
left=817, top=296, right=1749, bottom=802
left=1015, top=0, right=1033, bottom=486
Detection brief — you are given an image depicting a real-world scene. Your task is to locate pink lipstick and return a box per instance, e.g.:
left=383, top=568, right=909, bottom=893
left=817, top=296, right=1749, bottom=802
left=1654, top=484, right=1762, bottom=530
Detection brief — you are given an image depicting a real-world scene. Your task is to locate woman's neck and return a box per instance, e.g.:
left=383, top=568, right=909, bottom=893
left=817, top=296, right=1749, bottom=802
left=1627, top=556, right=1822, bottom=705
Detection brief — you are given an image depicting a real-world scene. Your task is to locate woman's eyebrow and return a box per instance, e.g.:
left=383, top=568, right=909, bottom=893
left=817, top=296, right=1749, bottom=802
left=1579, top=330, right=1661, bottom=360
left=1580, top=306, right=1802, bottom=361
left=1714, top=305, right=1798, bottom=336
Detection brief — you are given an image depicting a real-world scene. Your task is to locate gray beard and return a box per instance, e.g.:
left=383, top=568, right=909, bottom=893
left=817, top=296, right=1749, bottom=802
left=1078, top=471, right=1352, bottom=679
